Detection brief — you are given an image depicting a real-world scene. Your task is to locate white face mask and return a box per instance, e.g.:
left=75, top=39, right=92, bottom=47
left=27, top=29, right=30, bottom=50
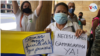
left=54, top=13, right=68, bottom=24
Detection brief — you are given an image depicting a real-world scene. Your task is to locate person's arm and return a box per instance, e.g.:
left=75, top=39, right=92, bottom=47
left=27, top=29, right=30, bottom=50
left=92, top=19, right=99, bottom=41
left=79, top=18, right=86, bottom=25
left=12, top=1, right=19, bottom=14
left=36, top=0, right=43, bottom=16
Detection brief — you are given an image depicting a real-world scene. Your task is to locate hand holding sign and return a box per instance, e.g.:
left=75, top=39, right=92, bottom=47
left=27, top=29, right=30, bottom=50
left=53, top=31, right=87, bottom=56
left=23, top=33, right=53, bottom=56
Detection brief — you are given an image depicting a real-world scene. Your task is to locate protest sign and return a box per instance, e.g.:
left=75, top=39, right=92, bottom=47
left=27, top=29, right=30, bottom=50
left=23, top=33, right=53, bottom=56
left=1, top=30, right=53, bottom=56
left=53, top=31, right=87, bottom=56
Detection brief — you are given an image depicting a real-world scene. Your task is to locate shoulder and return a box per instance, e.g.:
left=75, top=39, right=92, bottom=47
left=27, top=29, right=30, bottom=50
left=46, top=22, right=56, bottom=28
left=73, top=14, right=78, bottom=19
left=49, top=22, right=55, bottom=26
left=94, top=17, right=99, bottom=20
left=15, top=9, right=22, bottom=16
left=93, top=17, right=99, bottom=21
left=81, top=18, right=85, bottom=21
left=74, top=14, right=77, bottom=17
left=31, top=10, right=38, bottom=17
left=73, top=22, right=80, bottom=30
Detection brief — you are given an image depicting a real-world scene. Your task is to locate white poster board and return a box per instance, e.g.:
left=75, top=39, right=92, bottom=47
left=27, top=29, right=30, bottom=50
left=54, top=31, right=87, bottom=56
left=23, top=33, right=53, bottom=56
left=0, top=0, right=5, bottom=4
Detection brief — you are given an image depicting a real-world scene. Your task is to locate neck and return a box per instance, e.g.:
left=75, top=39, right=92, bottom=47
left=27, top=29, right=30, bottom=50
left=24, top=13, right=31, bottom=16
left=56, top=22, right=67, bottom=30
left=69, top=13, right=74, bottom=18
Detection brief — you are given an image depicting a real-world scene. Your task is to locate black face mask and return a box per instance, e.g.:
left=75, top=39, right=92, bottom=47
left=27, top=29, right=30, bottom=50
left=23, top=8, right=32, bottom=13
left=79, top=16, right=82, bottom=18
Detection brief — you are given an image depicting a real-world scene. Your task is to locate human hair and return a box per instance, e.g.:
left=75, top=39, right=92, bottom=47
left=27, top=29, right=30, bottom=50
left=54, top=2, right=68, bottom=13
left=21, top=1, right=32, bottom=12
left=79, top=12, right=83, bottom=15
left=67, top=1, right=75, bottom=7
left=96, top=9, right=100, bottom=18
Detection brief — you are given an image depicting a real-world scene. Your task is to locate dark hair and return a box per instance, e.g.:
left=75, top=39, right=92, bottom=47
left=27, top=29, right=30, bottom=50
left=54, top=2, right=68, bottom=13
left=93, top=9, right=100, bottom=20
left=21, top=1, right=32, bottom=12
left=79, top=12, right=83, bottom=15
left=96, top=9, right=100, bottom=18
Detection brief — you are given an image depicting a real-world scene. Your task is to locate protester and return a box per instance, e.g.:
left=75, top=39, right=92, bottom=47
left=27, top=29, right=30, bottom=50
left=44, top=2, right=86, bottom=56
left=78, top=12, right=86, bottom=29
left=87, top=9, right=100, bottom=56
left=12, top=1, right=43, bottom=56
left=12, top=1, right=43, bottom=31
left=91, top=9, right=100, bottom=56
left=67, top=2, right=78, bottom=23
left=51, top=14, right=55, bottom=23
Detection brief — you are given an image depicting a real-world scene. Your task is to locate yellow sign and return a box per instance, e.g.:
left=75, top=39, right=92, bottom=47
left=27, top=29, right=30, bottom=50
left=1, top=30, right=53, bottom=54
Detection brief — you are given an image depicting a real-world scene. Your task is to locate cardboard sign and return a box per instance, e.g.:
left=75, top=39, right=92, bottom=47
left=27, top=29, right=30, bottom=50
left=53, top=31, right=87, bottom=56
left=23, top=33, right=53, bottom=56
left=1, top=30, right=53, bottom=55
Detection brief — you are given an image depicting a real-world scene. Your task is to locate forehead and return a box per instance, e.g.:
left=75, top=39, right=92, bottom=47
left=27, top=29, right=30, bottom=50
left=79, top=14, right=82, bottom=15
left=56, top=5, right=67, bottom=11
left=23, top=3, right=30, bottom=6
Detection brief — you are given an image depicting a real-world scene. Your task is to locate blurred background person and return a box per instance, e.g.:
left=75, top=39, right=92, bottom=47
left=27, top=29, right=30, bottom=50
left=87, top=9, right=100, bottom=56
left=12, top=1, right=43, bottom=31
left=67, top=1, right=78, bottom=23
left=78, top=12, right=86, bottom=29
left=51, top=14, right=55, bottom=23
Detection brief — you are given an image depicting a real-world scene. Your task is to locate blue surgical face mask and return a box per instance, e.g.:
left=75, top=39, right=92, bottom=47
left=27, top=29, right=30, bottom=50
left=68, top=8, right=75, bottom=14
left=54, top=13, right=68, bottom=24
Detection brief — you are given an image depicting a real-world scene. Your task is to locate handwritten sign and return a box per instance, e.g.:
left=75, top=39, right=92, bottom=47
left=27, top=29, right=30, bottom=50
left=23, top=33, right=53, bottom=56
left=53, top=31, right=87, bottom=56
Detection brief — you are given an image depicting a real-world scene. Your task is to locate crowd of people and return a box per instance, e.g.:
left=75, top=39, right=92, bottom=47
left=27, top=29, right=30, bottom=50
left=12, top=1, right=100, bottom=56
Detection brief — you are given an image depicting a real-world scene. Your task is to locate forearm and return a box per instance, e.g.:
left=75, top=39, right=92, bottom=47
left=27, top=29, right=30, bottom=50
left=79, top=20, right=86, bottom=25
left=39, top=0, right=43, bottom=7
left=12, top=1, right=19, bottom=14
left=36, top=0, right=43, bottom=16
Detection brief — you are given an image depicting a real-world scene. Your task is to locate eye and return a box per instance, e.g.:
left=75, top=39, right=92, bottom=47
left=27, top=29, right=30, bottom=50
left=70, top=6, right=71, bottom=8
left=57, top=11, right=60, bottom=13
left=63, top=12, right=67, bottom=13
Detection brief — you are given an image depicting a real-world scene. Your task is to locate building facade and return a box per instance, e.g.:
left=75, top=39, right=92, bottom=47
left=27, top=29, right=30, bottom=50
left=1, top=0, right=20, bottom=13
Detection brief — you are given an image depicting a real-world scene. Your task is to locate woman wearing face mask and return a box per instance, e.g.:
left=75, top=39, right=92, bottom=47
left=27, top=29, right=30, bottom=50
left=67, top=2, right=78, bottom=23
left=44, top=2, right=86, bottom=56
left=12, top=1, right=42, bottom=31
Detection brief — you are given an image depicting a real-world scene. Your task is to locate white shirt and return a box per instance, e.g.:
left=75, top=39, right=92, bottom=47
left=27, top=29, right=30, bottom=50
left=46, top=21, right=80, bottom=56
left=78, top=17, right=85, bottom=21
left=78, top=17, right=85, bottom=29
left=15, top=9, right=38, bottom=31
left=68, top=14, right=78, bottom=23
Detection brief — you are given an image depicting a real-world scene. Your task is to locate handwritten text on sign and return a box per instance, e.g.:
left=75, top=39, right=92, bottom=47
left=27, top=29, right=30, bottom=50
left=54, top=31, right=87, bottom=56
left=23, top=33, right=53, bottom=56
